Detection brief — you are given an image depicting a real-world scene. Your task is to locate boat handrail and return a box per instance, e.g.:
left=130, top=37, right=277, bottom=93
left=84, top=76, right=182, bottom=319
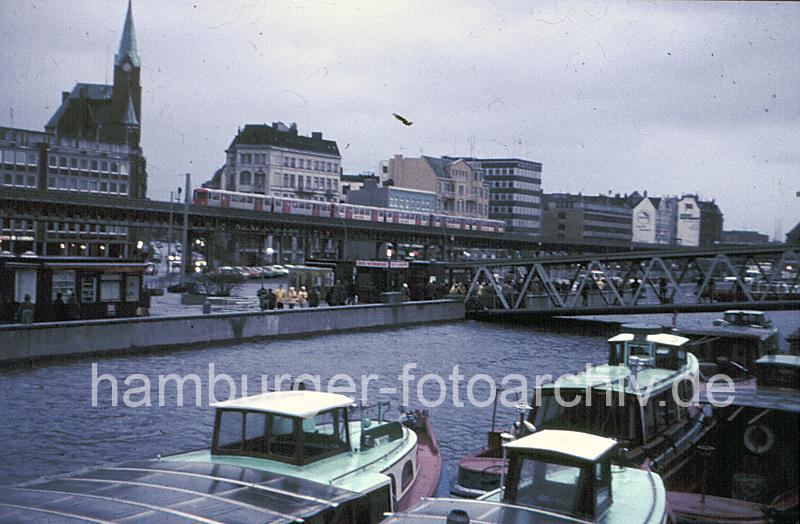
left=330, top=437, right=408, bottom=483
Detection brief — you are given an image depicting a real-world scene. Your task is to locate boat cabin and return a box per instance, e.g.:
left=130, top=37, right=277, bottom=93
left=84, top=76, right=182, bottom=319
left=212, top=391, right=354, bottom=466
left=502, top=430, right=616, bottom=521
left=608, top=331, right=690, bottom=371
left=715, top=310, right=773, bottom=329
left=753, top=354, right=800, bottom=389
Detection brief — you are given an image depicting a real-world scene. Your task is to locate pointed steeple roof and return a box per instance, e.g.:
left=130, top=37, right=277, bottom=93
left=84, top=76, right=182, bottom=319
left=115, top=0, right=140, bottom=67
left=121, top=94, right=139, bottom=126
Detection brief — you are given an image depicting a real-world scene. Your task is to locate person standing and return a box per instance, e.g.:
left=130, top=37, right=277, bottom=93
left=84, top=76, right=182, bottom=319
left=257, top=286, right=268, bottom=310
left=309, top=286, right=320, bottom=307
left=275, top=284, right=286, bottom=309
left=298, top=286, right=308, bottom=307
left=17, top=294, right=35, bottom=324
left=287, top=287, right=298, bottom=309
left=402, top=283, right=411, bottom=302
left=267, top=288, right=277, bottom=310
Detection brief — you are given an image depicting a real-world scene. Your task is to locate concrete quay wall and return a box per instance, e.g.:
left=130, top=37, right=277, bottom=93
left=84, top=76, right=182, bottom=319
left=0, top=300, right=465, bottom=364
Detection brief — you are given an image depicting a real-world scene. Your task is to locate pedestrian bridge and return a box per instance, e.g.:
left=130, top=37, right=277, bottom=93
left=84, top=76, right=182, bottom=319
left=450, top=244, right=800, bottom=318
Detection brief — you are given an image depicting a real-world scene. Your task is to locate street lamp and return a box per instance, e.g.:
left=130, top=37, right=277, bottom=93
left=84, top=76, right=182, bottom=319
left=263, top=247, right=275, bottom=287
left=386, top=247, right=394, bottom=290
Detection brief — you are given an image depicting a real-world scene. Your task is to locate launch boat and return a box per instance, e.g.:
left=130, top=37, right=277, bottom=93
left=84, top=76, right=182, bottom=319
left=386, top=430, right=669, bottom=523
left=452, top=327, right=711, bottom=499
left=0, top=390, right=441, bottom=523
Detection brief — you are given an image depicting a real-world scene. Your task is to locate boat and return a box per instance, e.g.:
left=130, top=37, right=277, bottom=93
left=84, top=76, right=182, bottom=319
left=0, top=390, right=442, bottom=522
left=668, top=354, right=800, bottom=523
left=452, top=325, right=712, bottom=498
left=675, top=310, right=780, bottom=380
left=387, top=429, right=669, bottom=523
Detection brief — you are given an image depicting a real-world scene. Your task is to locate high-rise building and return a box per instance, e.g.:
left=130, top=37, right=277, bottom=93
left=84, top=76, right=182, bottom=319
left=448, top=157, right=542, bottom=235
left=385, top=155, right=489, bottom=218
left=208, top=122, right=342, bottom=202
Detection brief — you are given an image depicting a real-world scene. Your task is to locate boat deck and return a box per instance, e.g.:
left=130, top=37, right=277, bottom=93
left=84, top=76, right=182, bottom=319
left=0, top=459, right=361, bottom=523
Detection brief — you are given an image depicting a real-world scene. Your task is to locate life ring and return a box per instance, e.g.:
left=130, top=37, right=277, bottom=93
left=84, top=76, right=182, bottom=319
left=743, top=425, right=774, bottom=455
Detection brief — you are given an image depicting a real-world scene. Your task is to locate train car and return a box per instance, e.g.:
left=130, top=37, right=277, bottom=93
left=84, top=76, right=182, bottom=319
left=386, top=210, right=429, bottom=226
left=274, top=197, right=332, bottom=217
left=192, top=188, right=211, bottom=206
left=335, top=203, right=386, bottom=222
left=477, top=219, right=505, bottom=233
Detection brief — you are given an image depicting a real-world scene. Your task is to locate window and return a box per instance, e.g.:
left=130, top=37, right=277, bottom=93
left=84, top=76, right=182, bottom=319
left=239, top=170, right=251, bottom=185
left=15, top=269, right=37, bottom=303
left=100, top=273, right=122, bottom=301
left=302, top=408, right=349, bottom=459
left=52, top=271, right=76, bottom=301
left=513, top=457, right=582, bottom=515
left=126, top=276, right=140, bottom=301
left=401, top=460, right=415, bottom=491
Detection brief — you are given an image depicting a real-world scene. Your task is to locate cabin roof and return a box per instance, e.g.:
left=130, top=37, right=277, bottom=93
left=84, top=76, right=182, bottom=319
left=504, top=429, right=617, bottom=462
left=726, top=310, right=766, bottom=316
left=755, top=354, right=800, bottom=368
left=608, top=333, right=634, bottom=342
left=213, top=391, right=354, bottom=418
left=646, top=333, right=689, bottom=347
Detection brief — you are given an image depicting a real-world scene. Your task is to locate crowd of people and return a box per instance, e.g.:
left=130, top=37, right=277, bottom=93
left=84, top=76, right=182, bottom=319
left=0, top=292, right=83, bottom=324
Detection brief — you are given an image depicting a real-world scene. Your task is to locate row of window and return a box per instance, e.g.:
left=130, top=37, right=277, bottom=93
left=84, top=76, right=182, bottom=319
left=51, top=271, right=140, bottom=304
left=47, top=176, right=129, bottom=195
left=1, top=150, right=37, bottom=166
left=490, top=180, right=540, bottom=190
left=490, top=205, right=538, bottom=215
left=46, top=221, right=129, bottom=236
left=388, top=197, right=435, bottom=211
left=509, top=219, right=539, bottom=228
left=280, top=173, right=339, bottom=192
left=237, top=170, right=266, bottom=187
left=282, top=156, right=340, bottom=173
left=491, top=193, right=541, bottom=203
left=2, top=172, right=37, bottom=188
left=484, top=166, right=541, bottom=175
left=1, top=218, right=35, bottom=232
left=48, top=155, right=127, bottom=174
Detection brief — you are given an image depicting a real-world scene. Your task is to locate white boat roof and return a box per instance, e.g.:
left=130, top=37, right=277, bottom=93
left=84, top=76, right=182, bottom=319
left=212, top=391, right=354, bottom=418
left=646, top=333, right=689, bottom=347
left=608, top=333, right=634, bottom=342
left=504, top=430, right=617, bottom=462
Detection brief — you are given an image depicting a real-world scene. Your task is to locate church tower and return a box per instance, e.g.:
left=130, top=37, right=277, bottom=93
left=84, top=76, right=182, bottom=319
left=112, top=0, right=141, bottom=145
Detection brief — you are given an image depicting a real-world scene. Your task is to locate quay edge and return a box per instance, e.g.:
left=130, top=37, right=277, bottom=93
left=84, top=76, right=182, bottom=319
left=0, top=299, right=464, bottom=365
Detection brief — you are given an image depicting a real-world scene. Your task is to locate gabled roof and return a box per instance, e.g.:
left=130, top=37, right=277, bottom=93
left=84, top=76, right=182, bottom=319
left=422, top=156, right=450, bottom=178
left=231, top=124, right=340, bottom=156
left=504, top=429, right=617, bottom=462
left=116, top=0, right=140, bottom=67
left=213, top=390, right=354, bottom=418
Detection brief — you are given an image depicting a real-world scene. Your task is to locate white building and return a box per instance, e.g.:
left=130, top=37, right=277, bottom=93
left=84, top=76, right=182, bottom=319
left=213, top=122, right=342, bottom=202
left=676, top=195, right=701, bottom=246
left=632, top=196, right=658, bottom=244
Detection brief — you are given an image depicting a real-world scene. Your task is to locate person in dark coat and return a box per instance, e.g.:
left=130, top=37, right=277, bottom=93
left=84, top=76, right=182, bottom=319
left=53, top=292, right=67, bottom=322
left=17, top=294, right=35, bottom=323
left=266, top=288, right=277, bottom=310
left=257, top=286, right=268, bottom=310
left=308, top=286, right=320, bottom=308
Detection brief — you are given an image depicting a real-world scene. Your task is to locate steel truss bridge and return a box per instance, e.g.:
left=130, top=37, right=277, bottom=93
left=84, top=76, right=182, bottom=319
left=2, top=188, right=649, bottom=263
left=450, top=244, right=800, bottom=317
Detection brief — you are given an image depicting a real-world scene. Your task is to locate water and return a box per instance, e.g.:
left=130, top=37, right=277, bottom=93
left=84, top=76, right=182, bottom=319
left=1, top=311, right=797, bottom=496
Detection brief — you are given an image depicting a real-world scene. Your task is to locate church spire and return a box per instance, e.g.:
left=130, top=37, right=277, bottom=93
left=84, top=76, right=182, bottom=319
left=115, top=0, right=140, bottom=67
left=121, top=94, right=139, bottom=126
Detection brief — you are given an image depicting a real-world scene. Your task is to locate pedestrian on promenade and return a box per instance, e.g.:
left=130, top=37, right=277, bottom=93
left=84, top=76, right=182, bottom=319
left=257, top=286, right=268, bottom=310
left=287, top=287, right=298, bottom=309
left=631, top=279, right=641, bottom=304
left=298, top=286, right=308, bottom=307
left=52, top=292, right=66, bottom=322
left=17, top=294, right=35, bottom=324
left=402, top=283, right=411, bottom=301
left=309, top=286, right=320, bottom=307
left=275, top=284, right=286, bottom=309
left=267, top=288, right=277, bottom=310
left=659, top=277, right=668, bottom=304
left=581, top=281, right=590, bottom=306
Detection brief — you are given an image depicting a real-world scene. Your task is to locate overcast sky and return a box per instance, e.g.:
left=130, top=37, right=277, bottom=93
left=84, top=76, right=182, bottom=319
left=2, top=1, right=798, bottom=237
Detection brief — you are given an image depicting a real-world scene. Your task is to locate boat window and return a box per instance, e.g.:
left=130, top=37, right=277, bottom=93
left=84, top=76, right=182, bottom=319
left=401, top=460, right=414, bottom=491
left=244, top=412, right=268, bottom=453
left=595, top=462, right=611, bottom=512
left=217, top=410, right=244, bottom=451
left=302, top=407, right=349, bottom=459
left=514, top=457, right=583, bottom=516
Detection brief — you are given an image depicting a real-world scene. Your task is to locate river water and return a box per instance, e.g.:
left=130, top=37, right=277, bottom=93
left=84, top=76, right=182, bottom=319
left=1, top=311, right=797, bottom=495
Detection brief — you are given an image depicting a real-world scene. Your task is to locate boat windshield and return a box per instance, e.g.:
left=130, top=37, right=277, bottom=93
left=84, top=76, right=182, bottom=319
left=532, top=391, right=639, bottom=444
left=512, top=457, right=583, bottom=516
left=213, top=407, right=350, bottom=465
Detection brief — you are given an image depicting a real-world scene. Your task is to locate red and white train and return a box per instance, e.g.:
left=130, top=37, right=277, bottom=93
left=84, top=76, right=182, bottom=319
left=192, top=188, right=506, bottom=233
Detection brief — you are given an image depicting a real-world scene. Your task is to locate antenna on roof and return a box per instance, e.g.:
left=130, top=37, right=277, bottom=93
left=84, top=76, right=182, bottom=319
left=105, top=42, right=109, bottom=84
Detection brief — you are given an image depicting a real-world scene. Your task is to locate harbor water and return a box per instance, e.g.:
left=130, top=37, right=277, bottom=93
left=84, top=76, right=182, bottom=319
left=1, top=311, right=798, bottom=495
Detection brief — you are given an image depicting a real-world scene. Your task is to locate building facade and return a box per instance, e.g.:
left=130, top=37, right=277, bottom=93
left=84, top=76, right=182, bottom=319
left=213, top=122, right=342, bottom=202
left=463, top=158, right=542, bottom=236
left=385, top=155, right=489, bottom=218
left=0, top=2, right=145, bottom=257
left=541, top=193, right=632, bottom=245
left=721, top=230, right=770, bottom=245
left=675, top=195, right=723, bottom=247
left=346, top=178, right=437, bottom=212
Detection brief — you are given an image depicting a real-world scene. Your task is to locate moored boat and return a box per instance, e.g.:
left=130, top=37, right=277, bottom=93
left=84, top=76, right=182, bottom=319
left=668, top=355, right=800, bottom=523
left=453, top=326, right=712, bottom=498
left=387, top=429, right=669, bottom=523
left=0, top=390, right=442, bottom=523
left=675, top=310, right=780, bottom=380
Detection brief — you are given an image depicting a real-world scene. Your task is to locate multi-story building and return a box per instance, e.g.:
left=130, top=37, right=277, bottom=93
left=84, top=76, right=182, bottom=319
left=631, top=192, right=679, bottom=245
left=676, top=195, right=723, bottom=247
left=541, top=193, right=632, bottom=245
left=340, top=171, right=381, bottom=196
left=448, top=157, right=542, bottom=235
left=385, top=155, right=489, bottom=218
left=0, top=2, right=145, bottom=257
left=346, top=178, right=437, bottom=212
left=721, top=230, right=770, bottom=245
left=212, top=122, right=342, bottom=202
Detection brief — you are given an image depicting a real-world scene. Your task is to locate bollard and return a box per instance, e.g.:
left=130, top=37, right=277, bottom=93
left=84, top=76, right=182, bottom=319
left=202, top=298, right=211, bottom=315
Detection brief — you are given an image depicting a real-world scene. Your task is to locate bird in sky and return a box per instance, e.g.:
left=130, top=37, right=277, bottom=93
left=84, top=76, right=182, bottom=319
left=393, top=113, right=413, bottom=126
